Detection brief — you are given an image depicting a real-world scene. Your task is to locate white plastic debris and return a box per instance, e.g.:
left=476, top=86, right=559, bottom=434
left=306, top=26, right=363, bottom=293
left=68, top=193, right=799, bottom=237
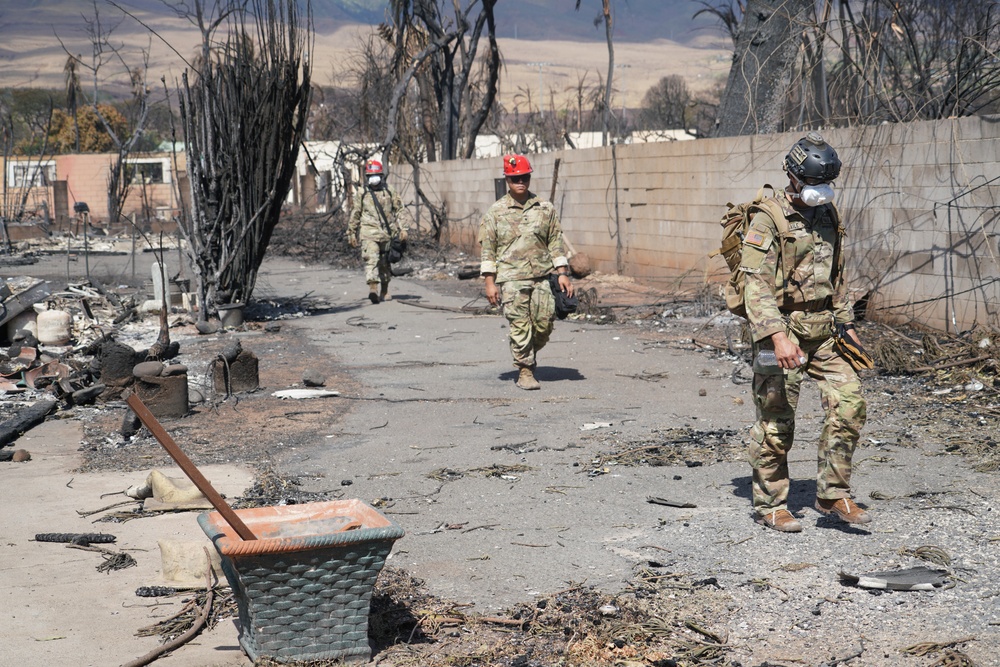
left=271, top=389, right=341, bottom=399
left=580, top=422, right=613, bottom=431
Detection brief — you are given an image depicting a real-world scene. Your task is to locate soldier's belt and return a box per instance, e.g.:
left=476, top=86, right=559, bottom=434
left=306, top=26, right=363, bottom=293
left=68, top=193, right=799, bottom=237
left=779, top=298, right=831, bottom=313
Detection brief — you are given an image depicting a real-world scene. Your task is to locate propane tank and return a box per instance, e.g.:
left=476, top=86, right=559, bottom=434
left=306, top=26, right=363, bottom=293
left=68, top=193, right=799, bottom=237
left=36, top=308, right=72, bottom=345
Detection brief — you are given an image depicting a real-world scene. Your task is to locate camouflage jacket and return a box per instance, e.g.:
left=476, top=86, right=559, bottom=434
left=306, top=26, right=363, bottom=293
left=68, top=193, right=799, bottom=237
left=348, top=185, right=410, bottom=243
left=478, top=192, right=569, bottom=283
left=739, top=195, right=853, bottom=342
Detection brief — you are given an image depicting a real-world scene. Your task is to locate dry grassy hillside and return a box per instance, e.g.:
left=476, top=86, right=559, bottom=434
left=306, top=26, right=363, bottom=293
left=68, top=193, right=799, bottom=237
left=0, top=11, right=731, bottom=109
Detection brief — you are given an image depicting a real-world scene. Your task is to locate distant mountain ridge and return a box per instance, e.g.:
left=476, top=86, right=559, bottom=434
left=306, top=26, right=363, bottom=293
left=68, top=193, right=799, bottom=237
left=312, top=0, right=717, bottom=43
left=0, top=0, right=719, bottom=46
left=0, top=1, right=730, bottom=107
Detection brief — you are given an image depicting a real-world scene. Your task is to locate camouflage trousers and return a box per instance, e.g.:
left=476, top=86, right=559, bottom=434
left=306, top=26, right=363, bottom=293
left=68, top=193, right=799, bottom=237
left=500, top=277, right=555, bottom=368
left=748, top=333, right=867, bottom=516
left=360, top=238, right=391, bottom=285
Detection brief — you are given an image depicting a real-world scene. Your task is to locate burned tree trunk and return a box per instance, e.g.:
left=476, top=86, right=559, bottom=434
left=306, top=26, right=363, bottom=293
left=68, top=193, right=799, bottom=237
left=714, top=0, right=812, bottom=137
left=383, top=1, right=500, bottom=163
left=176, top=0, right=312, bottom=318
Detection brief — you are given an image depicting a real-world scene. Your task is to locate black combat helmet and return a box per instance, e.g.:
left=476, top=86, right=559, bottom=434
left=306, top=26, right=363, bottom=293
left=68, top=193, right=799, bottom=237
left=783, top=131, right=842, bottom=182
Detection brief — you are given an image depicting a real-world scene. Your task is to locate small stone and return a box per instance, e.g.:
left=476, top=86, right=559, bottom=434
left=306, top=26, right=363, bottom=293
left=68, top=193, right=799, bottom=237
left=12, top=449, right=31, bottom=463
left=340, top=479, right=353, bottom=486
left=196, top=320, right=219, bottom=335
left=133, top=361, right=164, bottom=378
left=698, top=388, right=707, bottom=396
left=189, top=388, right=205, bottom=405
left=264, top=322, right=281, bottom=332
left=162, top=364, right=188, bottom=376
left=72, top=384, right=106, bottom=405
left=302, top=370, right=326, bottom=387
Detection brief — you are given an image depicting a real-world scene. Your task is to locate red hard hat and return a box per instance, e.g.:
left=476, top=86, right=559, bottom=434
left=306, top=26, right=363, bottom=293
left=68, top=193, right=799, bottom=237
left=365, top=159, right=384, bottom=175
left=502, top=154, right=532, bottom=177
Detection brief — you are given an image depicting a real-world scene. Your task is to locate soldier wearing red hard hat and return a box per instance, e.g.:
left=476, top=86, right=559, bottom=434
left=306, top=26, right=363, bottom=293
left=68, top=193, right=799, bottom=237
left=347, top=158, right=412, bottom=303
left=478, top=154, right=574, bottom=390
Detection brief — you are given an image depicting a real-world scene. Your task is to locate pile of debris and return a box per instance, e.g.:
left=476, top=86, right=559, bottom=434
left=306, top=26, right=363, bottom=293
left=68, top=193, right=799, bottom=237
left=0, top=270, right=260, bottom=462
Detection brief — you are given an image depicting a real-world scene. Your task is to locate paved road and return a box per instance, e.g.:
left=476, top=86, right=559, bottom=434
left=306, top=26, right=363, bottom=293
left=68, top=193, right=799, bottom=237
left=5, top=253, right=997, bottom=666
left=254, top=259, right=788, bottom=612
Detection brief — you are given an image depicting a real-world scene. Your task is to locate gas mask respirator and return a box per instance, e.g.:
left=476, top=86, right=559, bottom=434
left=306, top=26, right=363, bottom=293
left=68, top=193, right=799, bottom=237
left=367, top=175, right=382, bottom=187
left=798, top=182, right=834, bottom=207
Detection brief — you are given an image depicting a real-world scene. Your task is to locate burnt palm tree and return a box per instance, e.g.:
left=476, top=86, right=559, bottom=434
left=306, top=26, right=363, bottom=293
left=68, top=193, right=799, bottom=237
left=64, top=54, right=82, bottom=152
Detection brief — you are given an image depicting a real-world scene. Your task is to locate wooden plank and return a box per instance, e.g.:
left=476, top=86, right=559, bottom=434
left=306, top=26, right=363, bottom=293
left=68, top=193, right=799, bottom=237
left=126, top=393, right=257, bottom=541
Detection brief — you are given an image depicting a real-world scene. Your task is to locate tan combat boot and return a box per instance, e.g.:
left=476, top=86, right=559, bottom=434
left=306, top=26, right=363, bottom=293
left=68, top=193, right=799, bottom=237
left=380, top=281, right=390, bottom=301
left=754, top=509, right=803, bottom=533
left=815, top=497, right=871, bottom=524
left=368, top=282, right=380, bottom=304
left=516, top=367, right=540, bottom=390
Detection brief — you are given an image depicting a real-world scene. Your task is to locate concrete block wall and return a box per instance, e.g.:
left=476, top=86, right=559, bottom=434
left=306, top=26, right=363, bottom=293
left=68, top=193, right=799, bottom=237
left=403, top=116, right=1000, bottom=332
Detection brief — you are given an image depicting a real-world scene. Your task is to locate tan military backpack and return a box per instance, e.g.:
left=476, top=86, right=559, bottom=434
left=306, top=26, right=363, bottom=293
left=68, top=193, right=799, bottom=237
left=713, top=185, right=789, bottom=318
left=713, top=185, right=845, bottom=319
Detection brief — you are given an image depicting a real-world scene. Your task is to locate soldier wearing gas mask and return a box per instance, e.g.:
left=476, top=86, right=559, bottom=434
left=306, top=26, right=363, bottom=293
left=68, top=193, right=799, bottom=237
left=738, top=132, right=870, bottom=533
left=347, top=159, right=411, bottom=304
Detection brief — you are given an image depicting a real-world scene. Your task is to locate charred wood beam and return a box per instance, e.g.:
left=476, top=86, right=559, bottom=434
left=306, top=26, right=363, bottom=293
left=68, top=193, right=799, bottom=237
left=0, top=397, right=58, bottom=448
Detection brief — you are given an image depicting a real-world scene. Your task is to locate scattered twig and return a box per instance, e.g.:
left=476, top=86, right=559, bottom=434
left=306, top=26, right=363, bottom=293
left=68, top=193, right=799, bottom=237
left=684, top=619, right=727, bottom=645
left=66, top=543, right=137, bottom=572
left=921, top=505, right=977, bottom=515
left=902, top=636, right=976, bottom=657
left=461, top=524, right=500, bottom=533
left=910, top=354, right=993, bottom=373
left=121, top=551, right=216, bottom=667
left=819, top=638, right=865, bottom=666
left=76, top=500, right=141, bottom=517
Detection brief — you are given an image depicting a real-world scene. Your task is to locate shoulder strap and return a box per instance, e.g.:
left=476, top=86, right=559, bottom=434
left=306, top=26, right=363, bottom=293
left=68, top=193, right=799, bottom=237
left=827, top=202, right=846, bottom=283
left=747, top=194, right=794, bottom=294
left=753, top=198, right=790, bottom=237
left=742, top=185, right=789, bottom=236
left=367, top=187, right=393, bottom=236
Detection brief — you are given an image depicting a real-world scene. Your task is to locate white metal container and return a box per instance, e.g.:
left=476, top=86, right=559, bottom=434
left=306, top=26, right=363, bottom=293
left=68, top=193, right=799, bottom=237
left=36, top=309, right=72, bottom=345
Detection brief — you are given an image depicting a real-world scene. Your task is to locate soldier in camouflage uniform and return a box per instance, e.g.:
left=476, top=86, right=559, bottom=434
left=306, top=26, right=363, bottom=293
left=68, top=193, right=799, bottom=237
left=479, top=154, right=574, bottom=390
left=739, top=133, right=870, bottom=533
left=347, top=159, right=410, bottom=304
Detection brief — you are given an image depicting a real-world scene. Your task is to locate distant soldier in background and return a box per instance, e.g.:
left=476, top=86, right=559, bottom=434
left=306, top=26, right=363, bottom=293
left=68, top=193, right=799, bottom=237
left=479, top=154, right=574, bottom=390
left=347, top=159, right=410, bottom=304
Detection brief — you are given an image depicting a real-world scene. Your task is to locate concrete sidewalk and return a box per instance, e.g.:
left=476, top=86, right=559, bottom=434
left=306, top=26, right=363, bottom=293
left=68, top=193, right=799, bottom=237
left=0, top=419, right=253, bottom=667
